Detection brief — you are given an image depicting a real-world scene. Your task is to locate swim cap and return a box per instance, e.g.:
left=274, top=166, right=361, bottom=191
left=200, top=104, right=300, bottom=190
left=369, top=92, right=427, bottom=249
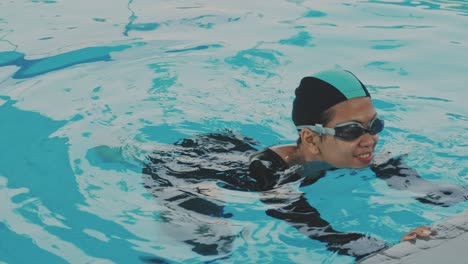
left=292, top=69, right=370, bottom=126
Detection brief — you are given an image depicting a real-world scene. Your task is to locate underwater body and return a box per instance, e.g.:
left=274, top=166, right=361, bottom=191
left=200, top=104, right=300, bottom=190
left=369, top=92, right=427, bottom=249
left=141, top=131, right=467, bottom=261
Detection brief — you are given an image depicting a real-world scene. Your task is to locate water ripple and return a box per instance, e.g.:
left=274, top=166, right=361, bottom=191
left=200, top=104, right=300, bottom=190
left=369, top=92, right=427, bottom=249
left=367, top=0, right=468, bottom=16
left=279, top=31, right=315, bottom=47
left=363, top=25, right=433, bottom=29
left=0, top=45, right=131, bottom=79
left=369, top=40, right=408, bottom=50
left=365, top=61, right=409, bottom=75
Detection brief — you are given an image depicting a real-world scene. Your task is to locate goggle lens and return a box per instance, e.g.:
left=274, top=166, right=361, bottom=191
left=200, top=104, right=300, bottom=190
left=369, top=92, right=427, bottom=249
left=334, top=117, right=384, bottom=141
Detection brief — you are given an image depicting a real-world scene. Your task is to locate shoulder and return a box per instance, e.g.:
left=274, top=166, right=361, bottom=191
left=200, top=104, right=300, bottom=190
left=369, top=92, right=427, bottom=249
left=250, top=147, right=275, bottom=161
left=247, top=148, right=290, bottom=191
left=249, top=147, right=289, bottom=171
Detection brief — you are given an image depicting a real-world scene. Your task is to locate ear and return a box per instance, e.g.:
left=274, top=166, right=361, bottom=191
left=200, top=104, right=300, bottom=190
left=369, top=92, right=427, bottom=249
left=300, top=129, right=321, bottom=154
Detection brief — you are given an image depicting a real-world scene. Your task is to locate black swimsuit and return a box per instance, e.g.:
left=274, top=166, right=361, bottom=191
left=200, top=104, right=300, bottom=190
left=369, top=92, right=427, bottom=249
left=142, top=131, right=467, bottom=260
left=248, top=148, right=291, bottom=190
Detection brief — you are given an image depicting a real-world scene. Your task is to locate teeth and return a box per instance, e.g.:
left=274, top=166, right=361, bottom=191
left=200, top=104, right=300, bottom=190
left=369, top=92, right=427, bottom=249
left=358, top=153, right=370, bottom=158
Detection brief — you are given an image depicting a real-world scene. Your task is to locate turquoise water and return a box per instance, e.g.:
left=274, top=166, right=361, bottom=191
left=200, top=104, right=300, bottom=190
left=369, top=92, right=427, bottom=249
left=1, top=0, right=467, bottom=263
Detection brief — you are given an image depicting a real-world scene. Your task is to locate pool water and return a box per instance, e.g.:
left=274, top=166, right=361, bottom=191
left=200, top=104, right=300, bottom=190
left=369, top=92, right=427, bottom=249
left=1, top=0, right=467, bottom=263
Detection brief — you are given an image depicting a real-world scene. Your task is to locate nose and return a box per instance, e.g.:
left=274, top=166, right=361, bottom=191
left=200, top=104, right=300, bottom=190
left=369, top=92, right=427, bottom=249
left=359, top=132, right=377, bottom=148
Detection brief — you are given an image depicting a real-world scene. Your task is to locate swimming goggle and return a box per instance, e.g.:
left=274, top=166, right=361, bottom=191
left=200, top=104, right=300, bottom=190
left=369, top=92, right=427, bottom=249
left=296, top=114, right=384, bottom=141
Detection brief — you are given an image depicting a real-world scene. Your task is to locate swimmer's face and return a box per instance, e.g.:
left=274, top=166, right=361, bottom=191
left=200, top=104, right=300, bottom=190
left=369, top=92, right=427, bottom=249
left=314, top=97, right=379, bottom=168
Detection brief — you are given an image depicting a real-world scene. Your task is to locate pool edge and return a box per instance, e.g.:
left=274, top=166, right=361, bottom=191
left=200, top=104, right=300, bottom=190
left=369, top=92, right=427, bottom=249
left=358, top=210, right=468, bottom=264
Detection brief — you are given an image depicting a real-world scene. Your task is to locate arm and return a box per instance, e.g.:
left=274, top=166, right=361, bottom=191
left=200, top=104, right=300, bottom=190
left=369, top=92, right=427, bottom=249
left=249, top=160, right=387, bottom=260
left=371, top=155, right=468, bottom=207
left=262, top=193, right=387, bottom=260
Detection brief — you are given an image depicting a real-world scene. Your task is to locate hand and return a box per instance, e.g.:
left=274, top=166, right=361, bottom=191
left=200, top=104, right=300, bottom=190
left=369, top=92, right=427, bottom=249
left=400, top=225, right=433, bottom=242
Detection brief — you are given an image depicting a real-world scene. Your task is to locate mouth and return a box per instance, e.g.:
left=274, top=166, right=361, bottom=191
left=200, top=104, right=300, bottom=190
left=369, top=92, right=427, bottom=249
left=355, top=152, right=373, bottom=163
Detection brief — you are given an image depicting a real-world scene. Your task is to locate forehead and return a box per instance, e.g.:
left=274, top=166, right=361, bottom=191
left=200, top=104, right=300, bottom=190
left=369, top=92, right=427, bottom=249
left=328, top=97, right=376, bottom=125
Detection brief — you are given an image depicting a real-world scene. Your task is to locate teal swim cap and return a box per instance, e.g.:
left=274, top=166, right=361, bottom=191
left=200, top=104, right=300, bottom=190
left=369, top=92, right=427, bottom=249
left=292, top=69, right=370, bottom=126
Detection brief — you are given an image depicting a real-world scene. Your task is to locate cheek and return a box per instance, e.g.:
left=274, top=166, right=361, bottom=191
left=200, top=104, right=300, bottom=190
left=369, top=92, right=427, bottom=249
left=366, top=135, right=379, bottom=148
left=322, top=139, right=370, bottom=168
left=324, top=138, right=357, bottom=157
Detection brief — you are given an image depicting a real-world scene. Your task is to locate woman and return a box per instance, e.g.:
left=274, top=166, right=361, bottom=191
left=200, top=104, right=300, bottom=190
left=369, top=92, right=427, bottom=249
left=142, top=69, right=466, bottom=261
left=248, top=69, right=465, bottom=259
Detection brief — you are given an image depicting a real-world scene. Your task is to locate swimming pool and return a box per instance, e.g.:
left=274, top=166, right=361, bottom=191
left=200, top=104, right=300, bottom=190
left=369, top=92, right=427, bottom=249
left=0, top=0, right=467, bottom=263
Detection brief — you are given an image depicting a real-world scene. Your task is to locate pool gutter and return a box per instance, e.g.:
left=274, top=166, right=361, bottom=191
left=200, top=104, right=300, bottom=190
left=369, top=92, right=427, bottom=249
left=358, top=210, right=468, bottom=264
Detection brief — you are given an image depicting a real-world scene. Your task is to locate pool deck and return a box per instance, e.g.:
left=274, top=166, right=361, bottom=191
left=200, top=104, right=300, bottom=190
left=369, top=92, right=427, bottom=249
left=359, top=210, right=468, bottom=264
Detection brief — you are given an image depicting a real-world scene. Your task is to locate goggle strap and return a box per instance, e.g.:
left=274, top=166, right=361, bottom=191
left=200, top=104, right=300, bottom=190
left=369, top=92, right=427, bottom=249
left=296, top=124, right=336, bottom=136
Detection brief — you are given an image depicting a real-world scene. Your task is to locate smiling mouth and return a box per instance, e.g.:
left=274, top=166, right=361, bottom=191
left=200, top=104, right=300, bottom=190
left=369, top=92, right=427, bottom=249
left=358, top=153, right=371, bottom=158
left=356, top=152, right=373, bottom=163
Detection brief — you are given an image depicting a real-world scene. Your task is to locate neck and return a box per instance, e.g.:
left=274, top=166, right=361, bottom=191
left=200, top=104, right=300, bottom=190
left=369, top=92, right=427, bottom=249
left=297, top=143, right=323, bottom=163
left=295, top=144, right=334, bottom=175
left=271, top=144, right=333, bottom=176
left=275, top=143, right=317, bottom=166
